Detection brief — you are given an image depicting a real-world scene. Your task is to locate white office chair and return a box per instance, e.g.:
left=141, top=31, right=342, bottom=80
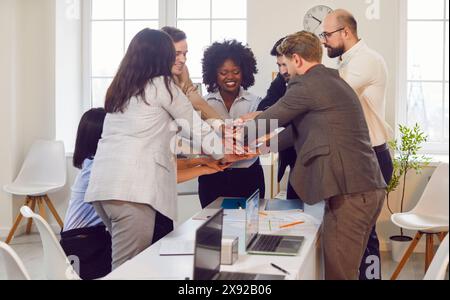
left=390, top=162, right=449, bottom=280
left=20, top=206, right=80, bottom=280
left=3, top=140, right=66, bottom=244
left=424, top=234, right=449, bottom=280
left=0, top=241, right=31, bottom=280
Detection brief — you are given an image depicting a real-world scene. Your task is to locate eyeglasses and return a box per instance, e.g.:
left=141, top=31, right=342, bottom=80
left=319, top=28, right=345, bottom=40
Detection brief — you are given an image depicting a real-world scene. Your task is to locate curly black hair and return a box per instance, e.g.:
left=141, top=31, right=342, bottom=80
left=202, top=40, right=258, bottom=93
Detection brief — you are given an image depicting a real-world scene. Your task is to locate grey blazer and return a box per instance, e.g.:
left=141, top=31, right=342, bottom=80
left=85, top=77, right=222, bottom=221
left=256, top=64, right=386, bottom=205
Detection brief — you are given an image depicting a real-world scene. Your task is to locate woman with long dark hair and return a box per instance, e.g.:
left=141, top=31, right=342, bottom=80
left=61, top=108, right=111, bottom=280
left=84, top=29, right=228, bottom=270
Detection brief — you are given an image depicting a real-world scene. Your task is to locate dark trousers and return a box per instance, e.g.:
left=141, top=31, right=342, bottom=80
left=359, top=144, right=393, bottom=280
left=152, top=211, right=174, bottom=244
left=60, top=225, right=112, bottom=280
left=198, top=160, right=265, bottom=209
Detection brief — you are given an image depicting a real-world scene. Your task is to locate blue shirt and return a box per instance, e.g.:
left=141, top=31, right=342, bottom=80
left=63, top=159, right=103, bottom=232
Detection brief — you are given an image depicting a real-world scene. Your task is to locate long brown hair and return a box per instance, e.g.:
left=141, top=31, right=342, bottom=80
left=105, top=28, right=175, bottom=113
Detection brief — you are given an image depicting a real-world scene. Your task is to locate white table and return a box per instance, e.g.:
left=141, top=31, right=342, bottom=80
left=104, top=200, right=324, bottom=280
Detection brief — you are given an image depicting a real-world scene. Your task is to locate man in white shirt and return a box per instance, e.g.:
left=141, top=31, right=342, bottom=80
left=322, top=9, right=393, bottom=280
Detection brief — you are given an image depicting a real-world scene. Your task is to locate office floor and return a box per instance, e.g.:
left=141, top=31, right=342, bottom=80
left=1, top=232, right=446, bottom=280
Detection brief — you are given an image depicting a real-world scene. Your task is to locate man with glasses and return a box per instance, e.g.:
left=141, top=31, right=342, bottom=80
left=322, top=9, right=393, bottom=280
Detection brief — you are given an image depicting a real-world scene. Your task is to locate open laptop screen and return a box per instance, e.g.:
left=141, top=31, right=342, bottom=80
left=193, top=209, right=224, bottom=280
left=245, top=190, right=260, bottom=249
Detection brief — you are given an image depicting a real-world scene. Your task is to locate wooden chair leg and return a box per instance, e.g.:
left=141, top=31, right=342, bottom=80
left=5, top=197, right=30, bottom=244
left=437, top=232, right=448, bottom=242
left=25, top=197, right=37, bottom=234
left=43, top=195, right=64, bottom=229
left=38, top=197, right=47, bottom=221
left=391, top=231, right=423, bottom=280
left=425, top=234, right=435, bottom=272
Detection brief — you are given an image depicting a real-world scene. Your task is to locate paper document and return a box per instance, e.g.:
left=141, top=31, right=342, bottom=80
left=159, top=239, right=195, bottom=256
left=258, top=210, right=321, bottom=235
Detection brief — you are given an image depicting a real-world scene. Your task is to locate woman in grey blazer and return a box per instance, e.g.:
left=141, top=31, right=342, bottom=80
left=85, top=29, right=227, bottom=270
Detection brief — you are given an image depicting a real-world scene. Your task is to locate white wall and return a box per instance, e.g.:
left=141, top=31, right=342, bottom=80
left=0, top=0, right=57, bottom=236
left=0, top=0, right=443, bottom=253
left=247, top=0, right=398, bottom=130
left=55, top=0, right=83, bottom=153
left=0, top=0, right=19, bottom=231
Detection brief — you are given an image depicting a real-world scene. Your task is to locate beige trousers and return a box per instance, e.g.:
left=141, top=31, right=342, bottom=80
left=92, top=200, right=156, bottom=270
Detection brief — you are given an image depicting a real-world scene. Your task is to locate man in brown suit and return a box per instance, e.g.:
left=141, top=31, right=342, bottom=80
left=249, top=31, right=386, bottom=280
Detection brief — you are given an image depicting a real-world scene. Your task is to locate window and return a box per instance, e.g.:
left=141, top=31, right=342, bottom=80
left=88, top=0, right=160, bottom=108
left=57, top=0, right=247, bottom=152
left=176, top=0, right=247, bottom=82
left=85, top=0, right=247, bottom=109
left=401, top=0, right=449, bottom=154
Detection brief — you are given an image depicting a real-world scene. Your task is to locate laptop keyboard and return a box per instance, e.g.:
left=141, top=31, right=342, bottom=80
left=252, top=234, right=283, bottom=252
left=217, top=272, right=257, bottom=280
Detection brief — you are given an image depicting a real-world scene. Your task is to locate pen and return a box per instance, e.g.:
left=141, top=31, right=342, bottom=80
left=269, top=220, right=272, bottom=231
left=270, top=263, right=290, bottom=275
left=279, top=221, right=304, bottom=229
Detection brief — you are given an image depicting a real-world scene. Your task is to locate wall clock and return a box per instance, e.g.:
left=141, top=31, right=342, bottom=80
left=303, top=5, right=333, bottom=35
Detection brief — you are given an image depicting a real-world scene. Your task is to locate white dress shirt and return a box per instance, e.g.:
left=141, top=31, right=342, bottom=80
left=204, top=88, right=261, bottom=120
left=85, top=77, right=221, bottom=221
left=205, top=88, right=262, bottom=168
left=339, top=40, right=393, bottom=147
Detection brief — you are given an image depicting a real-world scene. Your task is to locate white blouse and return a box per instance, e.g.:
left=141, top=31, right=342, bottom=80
left=85, top=76, right=222, bottom=221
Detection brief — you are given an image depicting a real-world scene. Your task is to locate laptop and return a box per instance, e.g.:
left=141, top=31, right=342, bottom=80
left=246, top=190, right=304, bottom=256
left=193, top=209, right=285, bottom=280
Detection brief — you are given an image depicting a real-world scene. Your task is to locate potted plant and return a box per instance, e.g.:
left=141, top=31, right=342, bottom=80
left=386, top=123, right=431, bottom=262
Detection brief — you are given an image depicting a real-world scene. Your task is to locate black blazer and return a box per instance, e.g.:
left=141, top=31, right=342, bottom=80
left=258, top=73, right=296, bottom=182
left=257, top=73, right=287, bottom=111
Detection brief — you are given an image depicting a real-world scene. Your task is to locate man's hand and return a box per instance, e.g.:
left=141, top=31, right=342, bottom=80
left=174, top=65, right=194, bottom=94
left=220, top=153, right=258, bottom=164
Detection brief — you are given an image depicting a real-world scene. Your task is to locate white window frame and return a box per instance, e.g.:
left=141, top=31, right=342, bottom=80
left=397, top=0, right=449, bottom=155
left=81, top=0, right=178, bottom=112
left=175, top=0, right=248, bottom=83
left=82, top=0, right=248, bottom=108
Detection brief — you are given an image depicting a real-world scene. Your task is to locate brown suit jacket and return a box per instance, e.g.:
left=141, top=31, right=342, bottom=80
left=256, top=64, right=386, bottom=204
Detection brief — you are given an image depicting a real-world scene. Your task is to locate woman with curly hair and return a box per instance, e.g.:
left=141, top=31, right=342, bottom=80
left=198, top=39, right=265, bottom=208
